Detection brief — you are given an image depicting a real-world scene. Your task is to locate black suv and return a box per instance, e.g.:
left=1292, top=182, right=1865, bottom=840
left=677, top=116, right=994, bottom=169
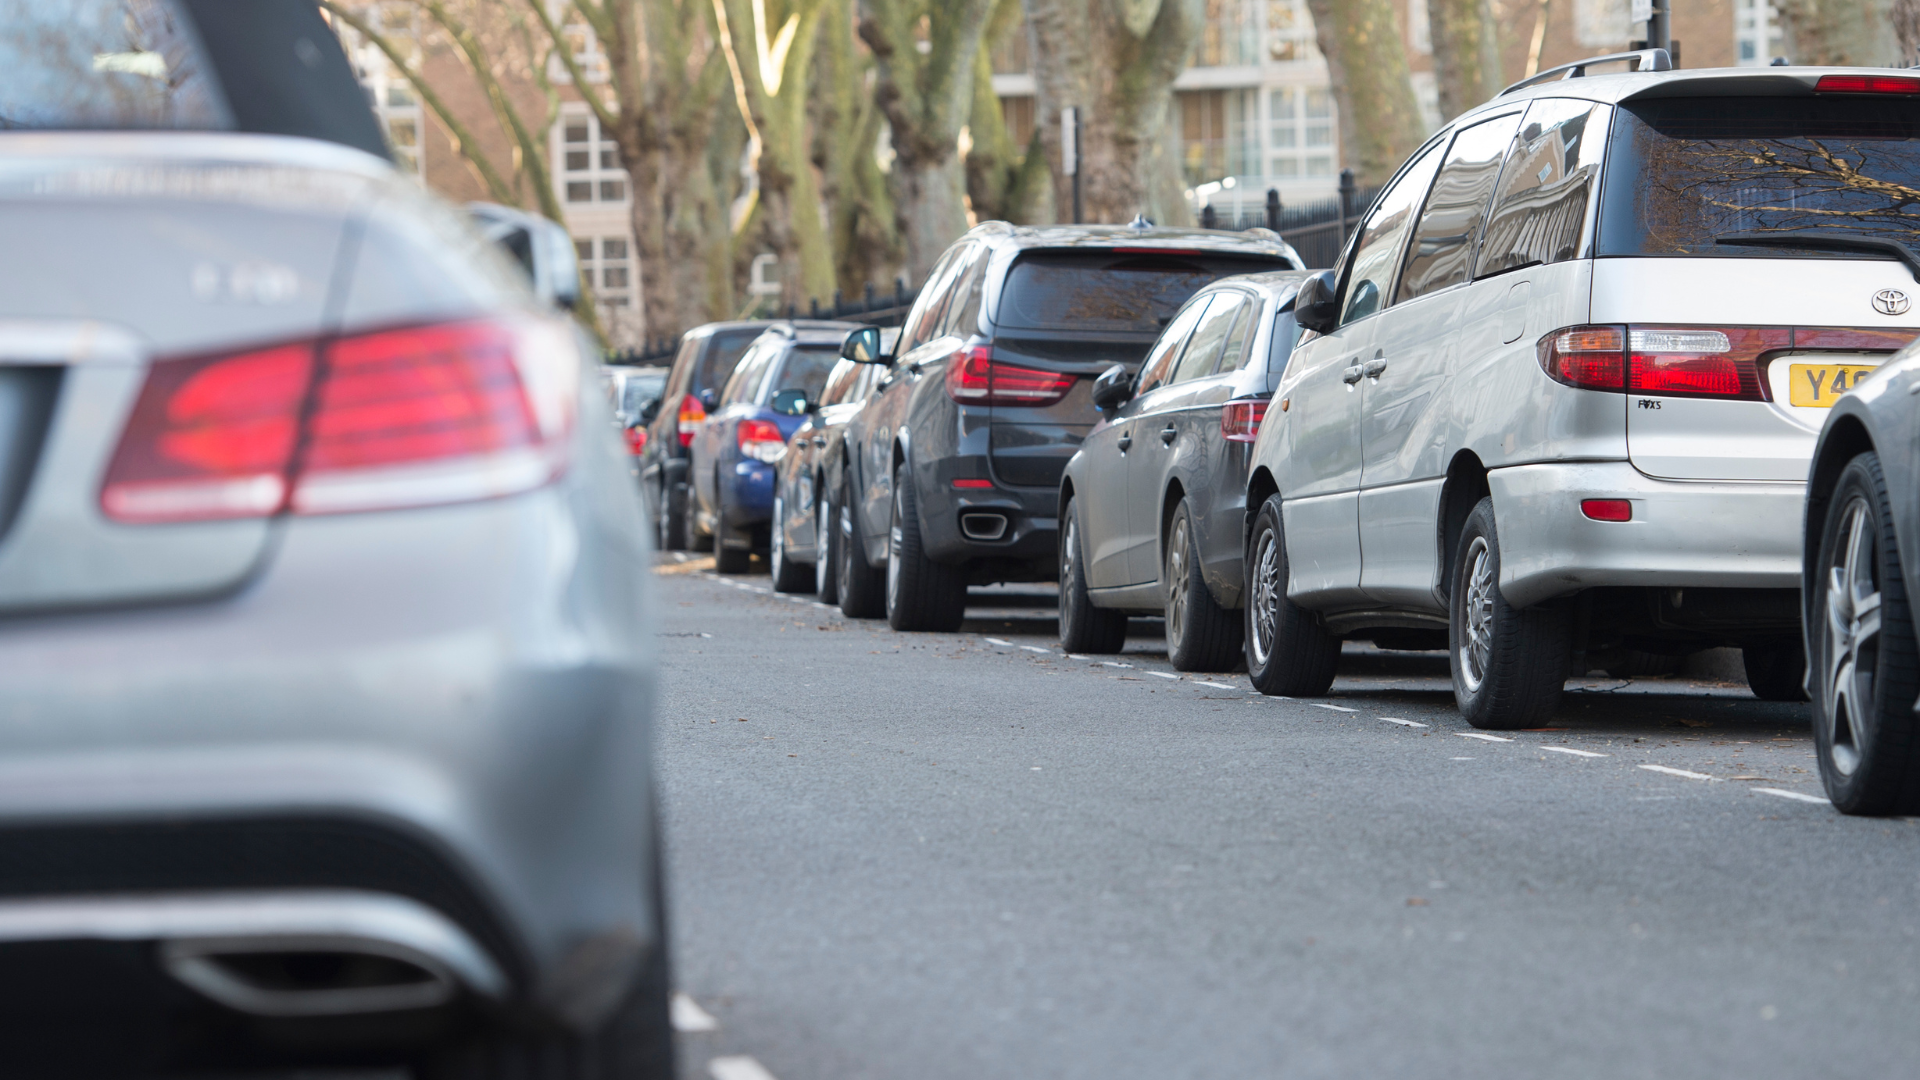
left=832, top=223, right=1301, bottom=629
left=637, top=321, right=768, bottom=550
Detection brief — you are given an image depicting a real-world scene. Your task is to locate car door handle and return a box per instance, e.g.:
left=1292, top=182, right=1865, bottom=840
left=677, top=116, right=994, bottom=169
left=1364, top=358, right=1388, bottom=378
left=1159, top=425, right=1177, bottom=445
left=1117, top=434, right=1132, bottom=451
left=812, top=435, right=827, bottom=448
left=1342, top=362, right=1364, bottom=385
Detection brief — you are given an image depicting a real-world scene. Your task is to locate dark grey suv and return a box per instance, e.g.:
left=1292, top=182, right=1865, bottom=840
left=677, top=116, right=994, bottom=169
left=833, top=223, right=1301, bottom=629
left=636, top=321, right=765, bottom=550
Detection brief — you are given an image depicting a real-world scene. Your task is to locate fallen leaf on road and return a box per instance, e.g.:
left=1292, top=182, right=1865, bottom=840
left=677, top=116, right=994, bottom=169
left=1407, top=897, right=1429, bottom=907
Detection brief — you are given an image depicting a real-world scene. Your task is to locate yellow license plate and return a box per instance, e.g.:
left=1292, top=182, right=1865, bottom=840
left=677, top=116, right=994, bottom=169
left=1788, top=363, right=1879, bottom=407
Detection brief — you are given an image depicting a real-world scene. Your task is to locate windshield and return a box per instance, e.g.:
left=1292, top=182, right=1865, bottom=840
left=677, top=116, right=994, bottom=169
left=997, top=252, right=1289, bottom=333
left=0, top=0, right=228, bottom=131
left=1598, top=97, right=1920, bottom=260
left=767, top=347, right=840, bottom=403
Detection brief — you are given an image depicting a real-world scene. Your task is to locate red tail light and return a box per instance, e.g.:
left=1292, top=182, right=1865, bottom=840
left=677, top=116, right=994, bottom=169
left=945, top=346, right=1076, bottom=407
left=676, top=393, right=706, bottom=448
left=1539, top=325, right=1785, bottom=401
left=1816, top=74, right=1920, bottom=94
left=1221, top=398, right=1269, bottom=442
left=624, top=426, right=648, bottom=454
left=737, top=418, right=786, bottom=463
left=1538, top=326, right=1626, bottom=390
left=101, top=317, right=576, bottom=523
left=1581, top=499, right=1632, bottom=522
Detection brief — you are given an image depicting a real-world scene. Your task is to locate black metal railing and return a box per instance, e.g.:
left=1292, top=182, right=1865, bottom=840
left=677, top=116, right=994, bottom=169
left=605, top=279, right=923, bottom=366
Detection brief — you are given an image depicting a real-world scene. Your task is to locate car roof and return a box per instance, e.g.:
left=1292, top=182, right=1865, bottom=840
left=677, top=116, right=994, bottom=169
left=748, top=321, right=864, bottom=349
left=1197, top=269, right=1318, bottom=300
left=962, top=222, right=1298, bottom=259
left=1457, top=64, right=1920, bottom=122
left=684, top=319, right=854, bottom=342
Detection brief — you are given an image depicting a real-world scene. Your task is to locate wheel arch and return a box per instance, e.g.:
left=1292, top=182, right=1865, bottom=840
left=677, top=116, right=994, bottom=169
left=1804, top=412, right=1877, bottom=627
left=1434, top=451, right=1491, bottom=603
left=1157, top=477, right=1189, bottom=574
left=1245, top=466, right=1280, bottom=545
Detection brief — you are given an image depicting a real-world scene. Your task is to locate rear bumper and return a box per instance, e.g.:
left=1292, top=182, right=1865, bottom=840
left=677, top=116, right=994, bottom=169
left=915, top=452, right=1059, bottom=570
left=1490, top=461, right=1803, bottom=607
left=721, top=460, right=777, bottom=536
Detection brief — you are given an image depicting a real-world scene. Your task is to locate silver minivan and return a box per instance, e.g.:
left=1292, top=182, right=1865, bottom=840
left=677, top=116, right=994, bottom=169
left=1245, top=53, right=1920, bottom=729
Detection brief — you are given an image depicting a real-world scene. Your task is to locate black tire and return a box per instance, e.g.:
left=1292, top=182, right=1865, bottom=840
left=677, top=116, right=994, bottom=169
left=1164, top=497, right=1242, bottom=671
left=657, top=478, right=688, bottom=552
left=1809, top=451, right=1920, bottom=814
left=769, top=494, right=812, bottom=592
left=712, top=475, right=751, bottom=573
left=1448, top=497, right=1571, bottom=730
left=885, top=462, right=968, bottom=632
left=837, top=478, right=887, bottom=618
left=815, top=479, right=840, bottom=606
left=1743, top=640, right=1809, bottom=702
left=1244, top=494, right=1340, bottom=696
left=681, top=485, right=713, bottom=554
left=1058, top=497, right=1127, bottom=654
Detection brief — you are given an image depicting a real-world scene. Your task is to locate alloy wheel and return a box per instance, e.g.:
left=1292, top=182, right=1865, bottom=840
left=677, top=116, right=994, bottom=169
left=1062, top=518, right=1081, bottom=623
left=816, top=491, right=832, bottom=594
left=1166, top=514, right=1192, bottom=649
left=1249, top=529, right=1281, bottom=668
left=886, top=487, right=904, bottom=612
left=1459, top=536, right=1495, bottom=694
left=1824, top=497, right=1882, bottom=777
left=770, top=495, right=786, bottom=570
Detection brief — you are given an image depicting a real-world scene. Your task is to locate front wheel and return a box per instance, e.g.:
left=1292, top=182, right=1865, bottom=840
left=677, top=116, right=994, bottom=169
left=769, top=493, right=811, bottom=592
left=837, top=480, right=887, bottom=618
left=1058, top=498, right=1127, bottom=654
left=885, top=462, right=968, bottom=632
left=656, top=478, right=687, bottom=552
left=1448, top=497, right=1571, bottom=730
left=1244, top=495, right=1339, bottom=696
left=815, top=481, right=841, bottom=606
left=1164, top=498, right=1242, bottom=671
left=1810, top=451, right=1920, bottom=814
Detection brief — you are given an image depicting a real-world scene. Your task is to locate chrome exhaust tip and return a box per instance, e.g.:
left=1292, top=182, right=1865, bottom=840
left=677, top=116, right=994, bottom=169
left=959, top=512, right=1008, bottom=542
left=161, top=936, right=457, bottom=1017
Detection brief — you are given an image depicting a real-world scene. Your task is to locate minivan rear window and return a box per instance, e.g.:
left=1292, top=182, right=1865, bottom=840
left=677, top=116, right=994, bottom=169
left=1598, top=97, right=1920, bottom=260
left=998, top=252, right=1288, bottom=333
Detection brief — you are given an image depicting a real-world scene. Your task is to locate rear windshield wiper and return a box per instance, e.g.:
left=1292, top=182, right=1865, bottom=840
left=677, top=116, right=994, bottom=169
left=1714, top=230, right=1920, bottom=282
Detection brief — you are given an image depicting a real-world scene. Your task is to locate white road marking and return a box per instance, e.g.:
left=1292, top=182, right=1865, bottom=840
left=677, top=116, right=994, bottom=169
left=1020, top=645, right=1052, bottom=654
left=1196, top=681, right=1239, bottom=690
left=1755, top=787, right=1830, bottom=805
left=1066, top=654, right=1089, bottom=660
left=813, top=602, right=832, bottom=609
left=1379, top=717, right=1428, bottom=728
left=1640, top=764, right=1719, bottom=781
left=985, top=637, right=1014, bottom=646
left=1455, top=732, right=1512, bottom=742
left=709, top=1056, right=780, bottom=1080
left=1147, top=671, right=1179, bottom=680
left=1101, top=661, right=1133, bottom=668
left=671, top=993, right=718, bottom=1032
left=1306, top=702, right=1357, bottom=712
left=1539, top=746, right=1607, bottom=758
left=1450, top=756, right=1474, bottom=760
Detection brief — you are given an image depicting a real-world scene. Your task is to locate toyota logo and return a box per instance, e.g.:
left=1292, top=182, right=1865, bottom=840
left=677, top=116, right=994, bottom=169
left=1874, top=289, right=1911, bottom=316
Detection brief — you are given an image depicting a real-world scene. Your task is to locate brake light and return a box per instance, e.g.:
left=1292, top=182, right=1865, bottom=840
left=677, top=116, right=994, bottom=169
left=945, top=346, right=1076, bottom=407
left=1221, top=398, right=1269, bottom=442
left=738, top=418, right=786, bottom=463
left=101, top=317, right=576, bottom=523
left=1538, top=325, right=1785, bottom=400
left=1816, top=74, right=1920, bottom=94
left=624, top=426, right=648, bottom=454
left=676, top=393, right=705, bottom=448
left=1538, top=325, right=1626, bottom=390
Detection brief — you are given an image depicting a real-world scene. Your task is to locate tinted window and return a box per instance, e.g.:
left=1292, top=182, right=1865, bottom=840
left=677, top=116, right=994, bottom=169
left=1217, top=299, right=1257, bottom=372
left=1477, top=98, right=1609, bottom=276
left=0, top=0, right=227, bottom=130
left=999, top=253, right=1288, bottom=333
left=819, top=359, right=862, bottom=406
left=692, top=330, right=760, bottom=396
left=1172, top=294, right=1245, bottom=384
left=1599, top=97, right=1920, bottom=261
left=942, top=245, right=992, bottom=338
left=1136, top=296, right=1215, bottom=394
left=1268, top=310, right=1302, bottom=372
left=721, top=340, right=777, bottom=405
left=768, top=347, right=840, bottom=402
left=1399, top=113, right=1521, bottom=302
left=900, top=247, right=966, bottom=353
left=1341, top=141, right=1445, bottom=324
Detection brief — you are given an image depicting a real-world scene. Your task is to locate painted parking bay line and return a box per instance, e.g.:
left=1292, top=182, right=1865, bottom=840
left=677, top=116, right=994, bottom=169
left=1101, top=661, right=1133, bottom=668
left=1755, top=786, right=1830, bottom=805
left=1195, top=681, right=1239, bottom=690
left=1020, top=645, right=1052, bottom=654
left=1306, top=702, right=1357, bottom=713
left=671, top=993, right=718, bottom=1032
left=710, top=1056, right=780, bottom=1080
left=1539, top=746, right=1608, bottom=758
left=1640, top=764, right=1720, bottom=781
left=1456, top=732, right=1512, bottom=743
left=1379, top=717, right=1428, bottom=728
left=1146, top=671, right=1179, bottom=680
left=984, top=637, right=1015, bottom=647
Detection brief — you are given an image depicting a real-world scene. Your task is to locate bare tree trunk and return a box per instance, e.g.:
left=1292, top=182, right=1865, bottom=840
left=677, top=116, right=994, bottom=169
left=1025, top=0, right=1201, bottom=226
left=1779, top=0, right=1899, bottom=66
left=1304, top=0, right=1425, bottom=186
left=1895, top=0, right=1920, bottom=63
left=815, top=0, right=901, bottom=295
left=965, top=0, right=1045, bottom=224
left=1428, top=0, right=1502, bottom=121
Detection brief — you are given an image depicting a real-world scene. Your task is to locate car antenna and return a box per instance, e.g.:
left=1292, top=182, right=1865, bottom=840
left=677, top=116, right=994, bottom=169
left=1128, top=214, right=1154, bottom=230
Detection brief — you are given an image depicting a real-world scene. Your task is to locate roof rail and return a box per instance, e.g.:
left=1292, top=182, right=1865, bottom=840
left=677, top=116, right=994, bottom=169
left=1497, top=48, right=1671, bottom=97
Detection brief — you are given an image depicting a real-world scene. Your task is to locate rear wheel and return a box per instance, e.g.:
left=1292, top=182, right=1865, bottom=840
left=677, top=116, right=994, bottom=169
left=1811, top=452, right=1920, bottom=814
left=657, top=478, right=687, bottom=552
left=713, top=480, right=751, bottom=574
left=681, top=482, right=713, bottom=554
left=837, top=480, right=886, bottom=618
left=1058, top=499, right=1127, bottom=654
left=1244, top=495, right=1339, bottom=696
left=815, top=482, right=840, bottom=605
left=769, top=494, right=811, bottom=592
left=1164, top=498, right=1242, bottom=672
left=886, top=463, right=968, bottom=632
left=1448, top=497, right=1571, bottom=730
left=1743, top=639, right=1809, bottom=702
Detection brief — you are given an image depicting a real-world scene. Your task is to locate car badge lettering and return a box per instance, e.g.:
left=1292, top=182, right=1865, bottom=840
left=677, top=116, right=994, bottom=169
left=1872, top=288, right=1911, bottom=316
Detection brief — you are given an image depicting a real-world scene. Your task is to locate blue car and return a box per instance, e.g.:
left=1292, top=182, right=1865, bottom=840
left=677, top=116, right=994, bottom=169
left=690, top=322, right=858, bottom=571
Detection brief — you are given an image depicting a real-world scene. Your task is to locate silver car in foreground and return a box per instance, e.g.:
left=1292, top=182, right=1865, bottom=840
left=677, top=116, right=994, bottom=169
left=0, top=3, right=667, bottom=1075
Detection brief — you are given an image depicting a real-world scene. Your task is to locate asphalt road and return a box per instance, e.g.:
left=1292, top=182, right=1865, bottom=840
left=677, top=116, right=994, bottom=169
left=656, top=555, right=1920, bottom=1080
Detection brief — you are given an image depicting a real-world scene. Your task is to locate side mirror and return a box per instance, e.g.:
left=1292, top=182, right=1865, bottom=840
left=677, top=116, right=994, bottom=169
left=841, top=325, right=891, bottom=364
left=770, top=389, right=811, bottom=416
left=467, top=202, right=582, bottom=311
left=639, top=398, right=662, bottom=425
left=698, top=387, right=719, bottom=411
left=1294, top=269, right=1340, bottom=335
left=1091, top=363, right=1133, bottom=410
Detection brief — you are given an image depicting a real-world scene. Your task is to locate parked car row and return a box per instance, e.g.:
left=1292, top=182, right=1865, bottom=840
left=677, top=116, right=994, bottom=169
left=648, top=55, right=1920, bottom=819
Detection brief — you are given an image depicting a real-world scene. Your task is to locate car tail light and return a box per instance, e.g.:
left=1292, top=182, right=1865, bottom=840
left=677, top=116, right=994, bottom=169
left=624, top=426, right=648, bottom=454
left=1221, top=398, right=1269, bottom=442
left=676, top=393, right=705, bottom=447
left=738, top=418, right=786, bottom=463
left=1581, top=499, right=1632, bottom=522
left=1539, top=325, right=1785, bottom=400
left=1816, top=74, right=1920, bottom=94
left=945, top=346, right=1076, bottom=407
left=102, top=317, right=576, bottom=523
left=951, top=478, right=993, bottom=489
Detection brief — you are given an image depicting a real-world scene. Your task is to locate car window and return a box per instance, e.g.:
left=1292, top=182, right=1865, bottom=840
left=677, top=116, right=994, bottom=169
left=1597, top=96, right=1920, bottom=262
left=941, top=244, right=992, bottom=339
left=1340, top=140, right=1445, bottom=325
left=998, top=252, right=1288, bottom=333
left=1172, top=294, right=1245, bottom=384
left=1136, top=295, right=1215, bottom=395
left=1477, top=98, right=1610, bottom=277
left=819, top=358, right=861, bottom=406
left=667, top=335, right=701, bottom=396
left=1399, top=113, right=1522, bottom=302
left=1268, top=309, right=1303, bottom=373
left=768, top=346, right=840, bottom=403
left=1215, top=298, right=1257, bottom=373
left=899, top=247, right=966, bottom=354
left=721, top=340, right=777, bottom=405
left=693, top=329, right=760, bottom=397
